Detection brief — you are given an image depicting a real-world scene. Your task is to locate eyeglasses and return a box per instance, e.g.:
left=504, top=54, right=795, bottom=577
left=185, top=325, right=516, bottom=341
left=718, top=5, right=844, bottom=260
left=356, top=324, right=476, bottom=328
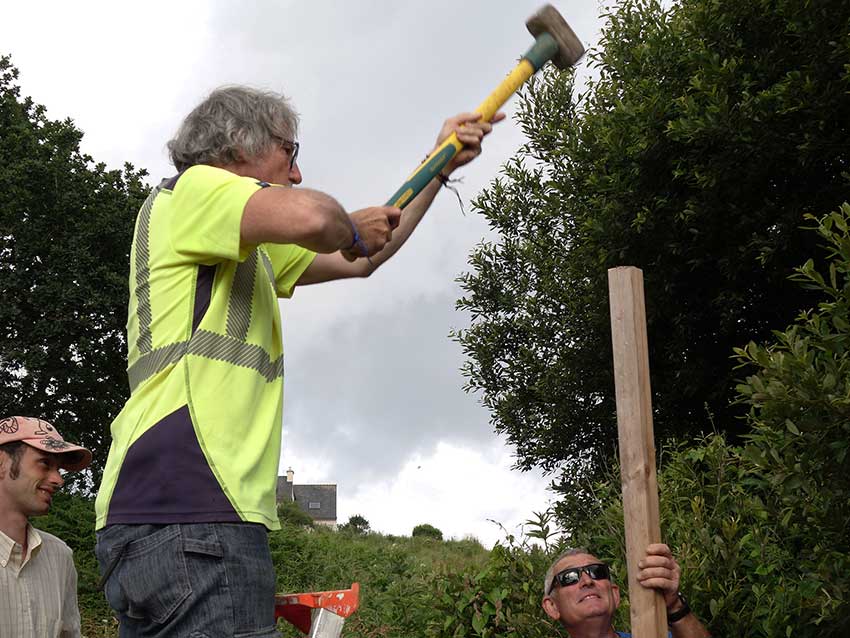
left=548, top=563, right=610, bottom=594
left=279, top=139, right=300, bottom=169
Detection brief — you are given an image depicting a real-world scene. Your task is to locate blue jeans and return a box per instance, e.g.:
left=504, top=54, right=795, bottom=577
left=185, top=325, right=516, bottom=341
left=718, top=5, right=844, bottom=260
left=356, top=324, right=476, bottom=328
left=95, top=523, right=279, bottom=637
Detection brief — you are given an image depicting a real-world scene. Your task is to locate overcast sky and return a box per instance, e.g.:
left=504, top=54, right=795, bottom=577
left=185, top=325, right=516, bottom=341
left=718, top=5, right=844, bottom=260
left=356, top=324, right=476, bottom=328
left=1, top=1, right=607, bottom=547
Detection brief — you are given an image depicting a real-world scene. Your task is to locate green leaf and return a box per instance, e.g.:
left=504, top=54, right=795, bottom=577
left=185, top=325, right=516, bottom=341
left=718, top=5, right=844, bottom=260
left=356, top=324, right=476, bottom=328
left=472, top=612, right=486, bottom=635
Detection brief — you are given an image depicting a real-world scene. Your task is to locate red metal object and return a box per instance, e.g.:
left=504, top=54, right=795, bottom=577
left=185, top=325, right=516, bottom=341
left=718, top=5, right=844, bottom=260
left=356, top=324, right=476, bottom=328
left=274, top=583, right=360, bottom=634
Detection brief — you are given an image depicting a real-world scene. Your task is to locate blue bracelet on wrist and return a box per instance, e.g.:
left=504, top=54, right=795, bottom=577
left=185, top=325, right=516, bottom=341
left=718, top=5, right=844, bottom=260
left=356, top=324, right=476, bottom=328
left=346, top=228, right=361, bottom=251
left=346, top=217, right=362, bottom=250
left=346, top=219, right=372, bottom=264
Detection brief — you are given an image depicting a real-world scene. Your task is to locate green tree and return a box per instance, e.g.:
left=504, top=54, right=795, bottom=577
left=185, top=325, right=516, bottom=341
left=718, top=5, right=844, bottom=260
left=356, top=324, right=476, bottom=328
left=562, top=207, right=850, bottom=636
left=277, top=500, right=315, bottom=527
left=455, top=0, right=850, bottom=486
left=338, top=514, right=371, bottom=535
left=412, top=523, right=443, bottom=541
left=0, top=55, right=148, bottom=485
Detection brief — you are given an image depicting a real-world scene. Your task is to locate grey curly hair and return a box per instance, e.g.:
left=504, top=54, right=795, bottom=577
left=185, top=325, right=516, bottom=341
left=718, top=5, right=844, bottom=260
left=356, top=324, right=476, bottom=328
left=167, top=85, right=299, bottom=172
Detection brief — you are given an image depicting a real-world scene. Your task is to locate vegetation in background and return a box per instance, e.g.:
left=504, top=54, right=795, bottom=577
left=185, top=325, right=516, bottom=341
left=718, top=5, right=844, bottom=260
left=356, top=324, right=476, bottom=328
left=278, top=500, right=316, bottom=527
left=35, top=493, right=118, bottom=637
left=412, top=523, right=444, bottom=541
left=430, top=530, right=560, bottom=638
left=430, top=205, right=850, bottom=636
left=243, top=520, right=488, bottom=637
left=338, top=514, right=371, bottom=535
left=455, top=0, right=850, bottom=489
left=5, top=0, right=850, bottom=635
left=555, top=207, right=850, bottom=636
left=0, top=55, right=147, bottom=487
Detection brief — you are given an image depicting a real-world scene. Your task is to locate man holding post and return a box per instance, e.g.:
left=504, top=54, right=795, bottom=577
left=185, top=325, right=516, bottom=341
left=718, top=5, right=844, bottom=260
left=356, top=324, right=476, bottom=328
left=0, top=415, right=92, bottom=638
left=542, top=544, right=711, bottom=637
left=93, top=85, right=502, bottom=636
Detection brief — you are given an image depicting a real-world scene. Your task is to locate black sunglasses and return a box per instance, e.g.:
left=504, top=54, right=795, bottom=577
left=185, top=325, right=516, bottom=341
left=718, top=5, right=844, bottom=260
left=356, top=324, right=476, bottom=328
left=548, top=563, right=610, bottom=593
left=279, top=139, right=300, bottom=169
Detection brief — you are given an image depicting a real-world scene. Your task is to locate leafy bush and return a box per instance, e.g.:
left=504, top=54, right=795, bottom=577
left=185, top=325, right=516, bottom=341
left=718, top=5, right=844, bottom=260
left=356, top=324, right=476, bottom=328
left=277, top=499, right=315, bottom=527
left=455, top=0, right=850, bottom=491
left=429, top=535, right=561, bottom=638
left=338, top=514, right=371, bottom=535
left=732, top=205, right=850, bottom=633
left=556, top=206, right=850, bottom=637
left=412, top=523, right=443, bottom=541
left=268, top=522, right=488, bottom=637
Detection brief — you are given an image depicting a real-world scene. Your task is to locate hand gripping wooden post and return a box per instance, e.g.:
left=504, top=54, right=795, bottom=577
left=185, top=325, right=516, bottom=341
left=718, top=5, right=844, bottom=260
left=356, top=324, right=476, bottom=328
left=607, top=267, right=666, bottom=638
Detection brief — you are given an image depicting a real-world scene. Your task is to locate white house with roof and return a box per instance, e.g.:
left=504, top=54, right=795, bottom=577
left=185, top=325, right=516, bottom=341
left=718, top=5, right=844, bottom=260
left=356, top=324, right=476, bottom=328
left=276, top=468, right=337, bottom=526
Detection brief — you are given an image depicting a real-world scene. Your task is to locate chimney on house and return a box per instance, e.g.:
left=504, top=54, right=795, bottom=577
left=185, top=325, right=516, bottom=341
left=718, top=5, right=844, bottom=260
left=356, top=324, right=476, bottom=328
left=286, top=467, right=294, bottom=483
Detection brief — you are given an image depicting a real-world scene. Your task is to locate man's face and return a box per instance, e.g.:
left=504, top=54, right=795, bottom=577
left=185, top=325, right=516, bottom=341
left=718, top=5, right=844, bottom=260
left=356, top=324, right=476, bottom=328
left=542, top=553, right=620, bottom=629
left=0, top=445, right=64, bottom=517
left=251, top=141, right=302, bottom=186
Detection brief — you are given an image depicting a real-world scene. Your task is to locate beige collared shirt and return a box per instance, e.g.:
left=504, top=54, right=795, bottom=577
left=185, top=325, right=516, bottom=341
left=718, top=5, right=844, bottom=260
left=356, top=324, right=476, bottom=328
left=0, top=525, right=81, bottom=638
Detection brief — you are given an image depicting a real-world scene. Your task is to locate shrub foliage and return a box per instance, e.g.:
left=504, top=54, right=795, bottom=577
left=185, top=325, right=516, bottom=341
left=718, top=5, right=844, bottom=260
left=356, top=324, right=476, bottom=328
left=0, top=55, right=147, bottom=486
left=455, top=0, right=850, bottom=487
left=413, top=523, right=444, bottom=541
left=556, top=207, right=850, bottom=637
left=33, top=208, right=850, bottom=638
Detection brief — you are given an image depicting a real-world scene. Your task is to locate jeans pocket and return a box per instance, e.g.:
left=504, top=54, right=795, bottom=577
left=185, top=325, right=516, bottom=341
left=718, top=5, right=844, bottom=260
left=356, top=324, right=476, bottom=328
left=108, top=526, right=192, bottom=624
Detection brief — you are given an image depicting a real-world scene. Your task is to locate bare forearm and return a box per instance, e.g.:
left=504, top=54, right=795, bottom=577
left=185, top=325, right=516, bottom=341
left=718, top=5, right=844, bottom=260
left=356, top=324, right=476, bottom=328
left=241, top=186, right=354, bottom=253
left=296, top=178, right=441, bottom=284
left=670, top=613, right=711, bottom=638
left=297, top=111, right=503, bottom=286
left=365, top=177, right=440, bottom=272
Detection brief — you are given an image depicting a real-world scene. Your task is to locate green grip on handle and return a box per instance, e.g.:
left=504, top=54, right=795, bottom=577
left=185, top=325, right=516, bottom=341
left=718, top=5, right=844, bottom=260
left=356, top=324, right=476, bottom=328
left=386, top=137, right=462, bottom=208
left=386, top=32, right=559, bottom=210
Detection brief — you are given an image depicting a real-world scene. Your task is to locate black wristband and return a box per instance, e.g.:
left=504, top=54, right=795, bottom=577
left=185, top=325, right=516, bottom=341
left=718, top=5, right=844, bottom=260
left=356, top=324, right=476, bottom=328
left=666, top=592, right=691, bottom=625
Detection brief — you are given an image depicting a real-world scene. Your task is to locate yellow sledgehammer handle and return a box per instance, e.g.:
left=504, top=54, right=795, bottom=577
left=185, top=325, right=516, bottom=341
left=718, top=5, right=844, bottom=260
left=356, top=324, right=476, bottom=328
left=386, top=32, right=559, bottom=209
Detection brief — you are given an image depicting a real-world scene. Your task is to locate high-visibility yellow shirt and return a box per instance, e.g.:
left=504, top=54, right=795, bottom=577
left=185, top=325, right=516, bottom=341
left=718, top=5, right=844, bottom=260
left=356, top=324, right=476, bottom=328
left=95, top=165, right=315, bottom=530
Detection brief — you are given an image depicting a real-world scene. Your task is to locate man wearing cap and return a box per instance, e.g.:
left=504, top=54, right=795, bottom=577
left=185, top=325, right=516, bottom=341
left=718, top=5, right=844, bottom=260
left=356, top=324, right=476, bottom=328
left=0, top=415, right=92, bottom=638
left=541, top=544, right=710, bottom=637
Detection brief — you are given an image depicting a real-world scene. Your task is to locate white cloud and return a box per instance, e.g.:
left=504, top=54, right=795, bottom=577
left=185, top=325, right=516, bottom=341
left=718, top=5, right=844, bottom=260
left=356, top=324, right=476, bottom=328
left=292, top=438, right=555, bottom=549
left=2, top=1, right=606, bottom=547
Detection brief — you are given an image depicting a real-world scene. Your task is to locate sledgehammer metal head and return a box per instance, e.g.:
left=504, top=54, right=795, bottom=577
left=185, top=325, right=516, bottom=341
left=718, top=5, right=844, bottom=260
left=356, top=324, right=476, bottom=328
left=385, top=4, right=586, bottom=209
left=526, top=4, right=585, bottom=70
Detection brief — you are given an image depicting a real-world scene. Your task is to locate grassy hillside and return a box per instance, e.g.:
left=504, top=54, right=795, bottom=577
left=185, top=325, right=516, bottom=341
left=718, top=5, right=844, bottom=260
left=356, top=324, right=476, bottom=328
left=34, top=496, right=502, bottom=638
left=270, top=521, right=492, bottom=637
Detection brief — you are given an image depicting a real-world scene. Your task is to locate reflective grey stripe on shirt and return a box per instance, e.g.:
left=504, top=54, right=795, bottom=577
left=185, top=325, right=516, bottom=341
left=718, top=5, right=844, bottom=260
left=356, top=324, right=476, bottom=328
left=188, top=330, right=283, bottom=382
left=259, top=250, right=276, bottom=288
left=126, top=179, right=281, bottom=393
left=127, top=340, right=188, bottom=391
left=226, top=251, right=257, bottom=340
left=127, top=329, right=284, bottom=392
left=134, top=187, right=161, bottom=355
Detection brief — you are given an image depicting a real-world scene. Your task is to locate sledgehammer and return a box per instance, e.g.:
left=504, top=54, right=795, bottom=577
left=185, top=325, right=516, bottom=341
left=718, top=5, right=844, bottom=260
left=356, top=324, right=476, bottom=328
left=386, top=4, right=584, bottom=209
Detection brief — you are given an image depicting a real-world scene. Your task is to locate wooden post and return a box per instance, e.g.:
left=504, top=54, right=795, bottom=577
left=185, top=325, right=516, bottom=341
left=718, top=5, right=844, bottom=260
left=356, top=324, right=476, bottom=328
left=607, top=267, right=666, bottom=638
